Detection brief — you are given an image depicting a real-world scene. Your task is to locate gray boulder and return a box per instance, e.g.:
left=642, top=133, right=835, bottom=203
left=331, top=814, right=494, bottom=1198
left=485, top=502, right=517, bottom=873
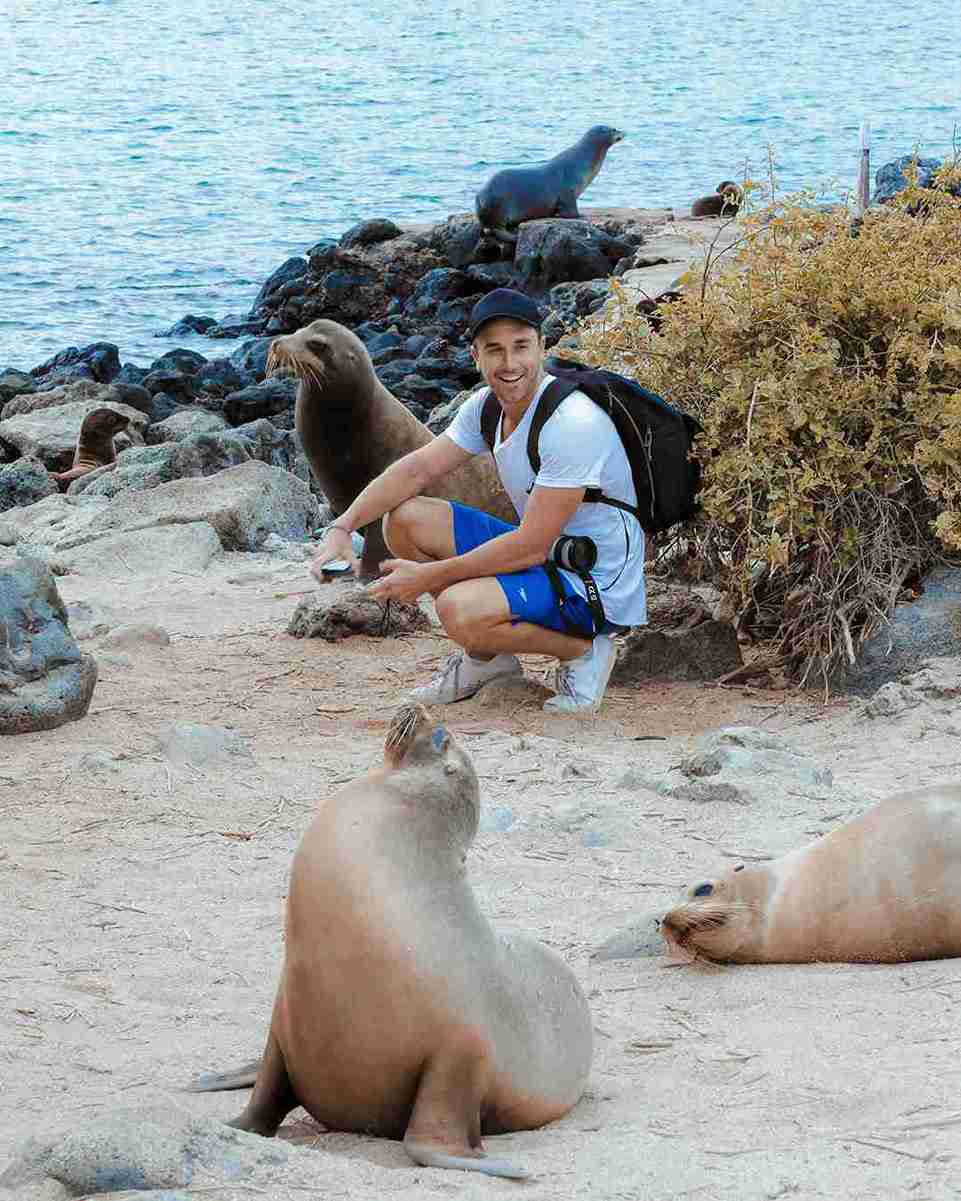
left=69, top=420, right=310, bottom=500
left=0, top=494, right=109, bottom=553
left=0, top=368, right=35, bottom=408
left=0, top=556, right=98, bottom=735
left=144, top=409, right=230, bottom=444
left=0, top=399, right=147, bottom=472
left=845, top=567, right=961, bottom=695
left=2, top=379, right=142, bottom=421
left=0, top=458, right=58, bottom=512
left=50, top=522, right=222, bottom=577
left=59, top=460, right=319, bottom=552
left=0, top=1106, right=291, bottom=1199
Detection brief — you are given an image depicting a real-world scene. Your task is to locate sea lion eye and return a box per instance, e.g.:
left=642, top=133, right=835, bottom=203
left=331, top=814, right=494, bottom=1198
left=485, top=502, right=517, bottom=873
left=733, top=864, right=745, bottom=873
left=692, top=883, right=714, bottom=898
left=306, top=339, right=327, bottom=355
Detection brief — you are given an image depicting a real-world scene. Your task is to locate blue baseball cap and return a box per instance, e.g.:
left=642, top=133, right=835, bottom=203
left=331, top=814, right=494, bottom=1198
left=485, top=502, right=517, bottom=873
left=468, top=288, right=542, bottom=342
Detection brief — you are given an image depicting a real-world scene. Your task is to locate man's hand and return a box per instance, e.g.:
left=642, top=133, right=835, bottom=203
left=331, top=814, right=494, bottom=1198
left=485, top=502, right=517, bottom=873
left=367, top=558, right=437, bottom=603
left=309, top=526, right=361, bottom=582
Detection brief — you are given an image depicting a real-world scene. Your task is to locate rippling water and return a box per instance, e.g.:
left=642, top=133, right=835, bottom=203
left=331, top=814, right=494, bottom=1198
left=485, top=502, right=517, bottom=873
left=2, top=0, right=958, bottom=368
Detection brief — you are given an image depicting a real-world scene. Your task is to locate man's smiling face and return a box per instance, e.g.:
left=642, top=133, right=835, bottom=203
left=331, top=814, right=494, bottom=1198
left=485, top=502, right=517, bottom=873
left=470, top=317, right=545, bottom=414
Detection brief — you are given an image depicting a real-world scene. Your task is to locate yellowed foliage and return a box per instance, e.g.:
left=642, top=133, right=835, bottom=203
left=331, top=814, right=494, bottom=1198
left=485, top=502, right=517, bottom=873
left=575, top=175, right=961, bottom=686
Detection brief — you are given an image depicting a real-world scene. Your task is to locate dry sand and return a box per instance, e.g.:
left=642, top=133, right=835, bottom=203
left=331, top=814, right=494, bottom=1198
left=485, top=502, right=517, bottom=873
left=2, top=552, right=960, bottom=1200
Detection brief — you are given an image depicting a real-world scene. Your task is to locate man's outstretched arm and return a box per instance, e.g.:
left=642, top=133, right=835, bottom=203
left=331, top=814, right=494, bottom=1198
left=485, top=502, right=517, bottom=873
left=310, top=435, right=475, bottom=577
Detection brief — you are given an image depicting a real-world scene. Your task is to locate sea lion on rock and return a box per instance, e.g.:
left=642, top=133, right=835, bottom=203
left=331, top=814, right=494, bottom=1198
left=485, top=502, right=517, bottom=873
left=476, top=125, right=625, bottom=245
left=269, top=320, right=513, bottom=575
left=662, top=785, right=961, bottom=964
left=189, top=703, right=593, bottom=1178
left=52, top=407, right=130, bottom=489
left=690, top=180, right=742, bottom=218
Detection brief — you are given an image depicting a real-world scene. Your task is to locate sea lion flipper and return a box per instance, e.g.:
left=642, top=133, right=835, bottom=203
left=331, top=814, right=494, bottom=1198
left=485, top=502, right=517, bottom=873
left=403, top=1044, right=530, bottom=1178
left=185, top=1058, right=262, bottom=1092
left=404, top=1140, right=531, bottom=1179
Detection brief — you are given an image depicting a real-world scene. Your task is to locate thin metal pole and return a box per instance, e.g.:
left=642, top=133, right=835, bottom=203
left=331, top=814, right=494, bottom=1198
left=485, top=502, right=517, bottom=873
left=857, top=122, right=871, bottom=215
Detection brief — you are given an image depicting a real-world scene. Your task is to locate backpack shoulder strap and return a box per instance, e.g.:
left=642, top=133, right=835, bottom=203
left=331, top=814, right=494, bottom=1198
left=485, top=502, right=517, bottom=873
left=526, top=378, right=581, bottom=475
left=479, top=388, right=499, bottom=452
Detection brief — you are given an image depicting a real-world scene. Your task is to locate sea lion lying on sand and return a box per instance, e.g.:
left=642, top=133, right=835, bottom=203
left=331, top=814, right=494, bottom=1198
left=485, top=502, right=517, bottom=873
left=662, top=785, right=961, bottom=964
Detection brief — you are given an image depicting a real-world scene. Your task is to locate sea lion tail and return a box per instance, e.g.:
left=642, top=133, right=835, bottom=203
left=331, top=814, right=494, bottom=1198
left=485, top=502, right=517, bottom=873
left=405, top=1141, right=531, bottom=1179
left=185, top=1058, right=261, bottom=1092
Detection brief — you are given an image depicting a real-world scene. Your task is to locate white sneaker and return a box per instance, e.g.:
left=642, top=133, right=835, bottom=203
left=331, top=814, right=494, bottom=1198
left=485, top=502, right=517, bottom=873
left=411, top=651, right=522, bottom=705
left=543, top=635, right=618, bottom=714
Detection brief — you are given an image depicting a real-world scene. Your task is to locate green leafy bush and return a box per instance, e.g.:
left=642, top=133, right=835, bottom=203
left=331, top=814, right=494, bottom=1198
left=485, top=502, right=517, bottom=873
left=576, top=170, right=961, bottom=687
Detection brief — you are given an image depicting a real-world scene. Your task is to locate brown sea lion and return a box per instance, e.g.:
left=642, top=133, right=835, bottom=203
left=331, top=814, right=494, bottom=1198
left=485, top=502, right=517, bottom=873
left=188, top=703, right=593, bottom=1178
left=661, top=785, right=961, bottom=964
left=690, top=180, right=742, bottom=218
left=475, top=125, right=625, bottom=244
left=52, top=407, right=130, bottom=489
left=268, top=320, right=514, bottom=575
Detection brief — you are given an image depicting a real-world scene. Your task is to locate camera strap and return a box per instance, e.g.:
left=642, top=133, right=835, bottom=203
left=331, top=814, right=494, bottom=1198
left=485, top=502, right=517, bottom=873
left=543, top=561, right=606, bottom=638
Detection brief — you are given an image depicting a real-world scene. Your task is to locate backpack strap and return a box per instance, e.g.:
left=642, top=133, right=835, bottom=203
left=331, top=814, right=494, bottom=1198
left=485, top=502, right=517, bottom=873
left=526, top=378, right=581, bottom=473
left=528, top=377, right=643, bottom=521
left=479, top=388, right=499, bottom=452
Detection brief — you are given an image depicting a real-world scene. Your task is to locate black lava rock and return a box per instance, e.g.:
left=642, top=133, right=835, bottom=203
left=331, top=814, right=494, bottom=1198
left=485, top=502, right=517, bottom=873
left=223, top=377, right=298, bottom=426
left=156, top=314, right=218, bottom=337
left=31, top=342, right=121, bottom=385
left=340, top=218, right=404, bottom=249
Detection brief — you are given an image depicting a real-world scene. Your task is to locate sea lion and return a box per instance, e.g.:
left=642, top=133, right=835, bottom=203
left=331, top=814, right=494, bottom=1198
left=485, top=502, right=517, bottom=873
left=52, top=407, right=130, bottom=488
left=268, top=320, right=514, bottom=575
left=661, top=785, right=961, bottom=964
left=690, top=180, right=742, bottom=218
left=475, top=125, right=625, bottom=245
left=189, top=703, right=593, bottom=1178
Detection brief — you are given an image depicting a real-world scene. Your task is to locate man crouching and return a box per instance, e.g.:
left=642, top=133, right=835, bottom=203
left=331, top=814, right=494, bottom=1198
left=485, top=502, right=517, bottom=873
left=310, top=289, right=647, bottom=713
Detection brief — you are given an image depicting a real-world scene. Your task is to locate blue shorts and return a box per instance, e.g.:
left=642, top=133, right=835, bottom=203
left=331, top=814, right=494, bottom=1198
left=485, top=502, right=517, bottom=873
left=450, top=501, right=603, bottom=638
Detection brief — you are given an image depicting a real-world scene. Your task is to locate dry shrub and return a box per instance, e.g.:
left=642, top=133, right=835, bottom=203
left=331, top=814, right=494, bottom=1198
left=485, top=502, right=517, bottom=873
left=575, top=169, right=961, bottom=688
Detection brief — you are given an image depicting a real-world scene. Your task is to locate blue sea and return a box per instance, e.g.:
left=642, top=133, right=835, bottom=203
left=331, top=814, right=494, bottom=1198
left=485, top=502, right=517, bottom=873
left=3, top=0, right=958, bottom=370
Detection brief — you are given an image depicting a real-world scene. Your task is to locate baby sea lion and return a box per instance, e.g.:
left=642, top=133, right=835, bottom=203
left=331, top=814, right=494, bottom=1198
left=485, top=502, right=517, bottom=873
left=189, top=703, right=593, bottom=1178
left=690, top=180, right=742, bottom=218
left=475, top=125, right=625, bottom=245
left=662, top=785, right=961, bottom=964
left=52, top=407, right=130, bottom=489
left=268, top=320, right=513, bottom=576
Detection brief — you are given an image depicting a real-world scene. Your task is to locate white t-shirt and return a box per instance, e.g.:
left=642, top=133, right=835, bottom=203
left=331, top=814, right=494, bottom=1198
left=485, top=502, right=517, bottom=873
left=443, top=375, right=647, bottom=628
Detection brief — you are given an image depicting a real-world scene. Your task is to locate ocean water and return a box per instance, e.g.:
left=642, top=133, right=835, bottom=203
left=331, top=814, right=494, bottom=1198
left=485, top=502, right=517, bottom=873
left=3, top=0, right=958, bottom=370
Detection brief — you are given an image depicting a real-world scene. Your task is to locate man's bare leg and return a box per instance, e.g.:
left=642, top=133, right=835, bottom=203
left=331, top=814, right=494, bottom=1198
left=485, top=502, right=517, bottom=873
left=436, top=578, right=590, bottom=661
left=382, top=497, right=456, bottom=566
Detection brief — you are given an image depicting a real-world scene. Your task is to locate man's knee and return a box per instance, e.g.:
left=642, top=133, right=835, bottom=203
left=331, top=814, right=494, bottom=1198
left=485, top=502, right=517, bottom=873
left=436, top=580, right=503, bottom=638
left=382, top=497, right=437, bottom=554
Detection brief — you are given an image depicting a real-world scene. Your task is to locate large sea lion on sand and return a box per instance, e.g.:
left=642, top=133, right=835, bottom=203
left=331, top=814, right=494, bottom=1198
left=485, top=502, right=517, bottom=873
left=52, top=407, right=130, bottom=489
left=661, top=785, right=961, bottom=964
left=475, top=125, right=625, bottom=245
left=189, top=703, right=593, bottom=1178
left=268, top=320, right=513, bottom=575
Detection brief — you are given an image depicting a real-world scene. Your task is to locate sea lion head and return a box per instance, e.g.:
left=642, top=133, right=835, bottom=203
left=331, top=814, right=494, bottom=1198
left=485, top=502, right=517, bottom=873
left=716, top=181, right=743, bottom=210
left=584, top=124, right=625, bottom=149
left=660, top=865, right=766, bottom=963
left=267, top=319, right=375, bottom=407
left=383, top=702, right=479, bottom=847
left=81, top=407, right=130, bottom=439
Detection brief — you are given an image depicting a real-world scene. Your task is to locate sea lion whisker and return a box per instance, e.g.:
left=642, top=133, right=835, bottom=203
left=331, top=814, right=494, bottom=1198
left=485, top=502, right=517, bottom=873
left=385, top=702, right=426, bottom=754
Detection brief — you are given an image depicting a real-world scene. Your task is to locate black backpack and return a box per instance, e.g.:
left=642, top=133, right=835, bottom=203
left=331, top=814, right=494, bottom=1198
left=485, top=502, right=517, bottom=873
left=479, top=357, right=702, bottom=536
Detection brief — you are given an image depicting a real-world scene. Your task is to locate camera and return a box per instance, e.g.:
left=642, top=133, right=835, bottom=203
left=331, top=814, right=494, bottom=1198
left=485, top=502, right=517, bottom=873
left=549, top=534, right=598, bottom=574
